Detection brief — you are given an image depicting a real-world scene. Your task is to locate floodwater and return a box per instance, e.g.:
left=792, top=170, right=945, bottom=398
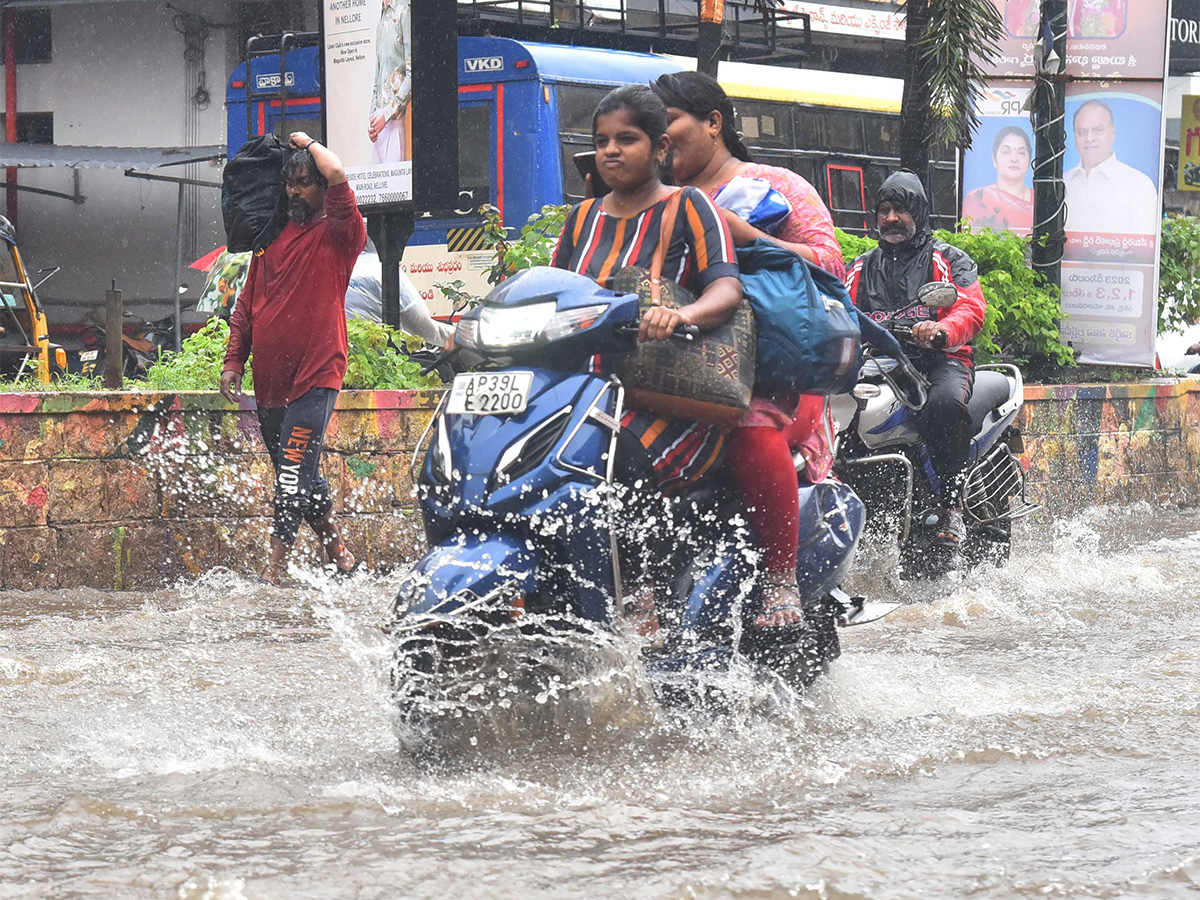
left=3, top=504, right=1199, bottom=900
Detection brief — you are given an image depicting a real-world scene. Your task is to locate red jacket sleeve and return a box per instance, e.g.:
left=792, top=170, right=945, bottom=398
left=937, top=279, right=987, bottom=349
left=931, top=248, right=987, bottom=348
left=223, top=259, right=255, bottom=374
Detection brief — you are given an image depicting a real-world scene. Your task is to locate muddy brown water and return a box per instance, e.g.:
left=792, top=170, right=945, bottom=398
left=3, top=504, right=1199, bottom=899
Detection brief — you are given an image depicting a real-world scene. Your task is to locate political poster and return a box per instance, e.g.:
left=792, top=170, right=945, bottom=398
left=1178, top=94, right=1200, bottom=191
left=961, top=82, right=1035, bottom=235
left=1059, top=82, right=1165, bottom=366
left=322, top=0, right=413, bottom=207
left=985, top=0, right=1169, bottom=80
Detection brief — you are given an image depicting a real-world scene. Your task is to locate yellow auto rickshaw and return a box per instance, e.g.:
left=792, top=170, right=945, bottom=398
left=0, top=216, right=66, bottom=384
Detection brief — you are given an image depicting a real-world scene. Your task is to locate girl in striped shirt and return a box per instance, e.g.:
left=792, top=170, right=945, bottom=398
left=551, top=85, right=742, bottom=492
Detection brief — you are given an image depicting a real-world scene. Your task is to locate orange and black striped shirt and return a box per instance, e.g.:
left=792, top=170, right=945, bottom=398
left=550, top=186, right=738, bottom=293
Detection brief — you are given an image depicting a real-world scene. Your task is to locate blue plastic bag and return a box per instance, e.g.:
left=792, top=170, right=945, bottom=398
left=737, top=239, right=862, bottom=395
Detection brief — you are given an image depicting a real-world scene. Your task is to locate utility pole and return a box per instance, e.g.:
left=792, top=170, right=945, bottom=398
left=1031, top=0, right=1068, bottom=288
left=697, top=0, right=724, bottom=77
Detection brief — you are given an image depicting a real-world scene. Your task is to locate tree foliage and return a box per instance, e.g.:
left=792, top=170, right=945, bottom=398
left=900, top=0, right=1005, bottom=173
left=1158, top=214, right=1200, bottom=336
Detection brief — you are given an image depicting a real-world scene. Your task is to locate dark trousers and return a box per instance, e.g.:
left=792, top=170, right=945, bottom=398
left=915, top=354, right=974, bottom=505
left=257, top=387, right=339, bottom=546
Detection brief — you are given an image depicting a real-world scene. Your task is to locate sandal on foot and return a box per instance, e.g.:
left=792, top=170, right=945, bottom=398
left=936, top=507, right=966, bottom=546
left=755, top=580, right=806, bottom=628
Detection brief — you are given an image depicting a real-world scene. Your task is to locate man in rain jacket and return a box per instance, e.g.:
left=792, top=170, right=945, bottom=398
left=844, top=170, right=987, bottom=546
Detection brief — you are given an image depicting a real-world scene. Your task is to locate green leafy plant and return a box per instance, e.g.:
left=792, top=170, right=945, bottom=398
left=481, top=203, right=570, bottom=286
left=1, top=370, right=103, bottom=392
left=1158, top=214, right=1200, bottom=335
left=836, top=226, right=1074, bottom=373
left=343, top=317, right=440, bottom=390
left=145, top=317, right=252, bottom=392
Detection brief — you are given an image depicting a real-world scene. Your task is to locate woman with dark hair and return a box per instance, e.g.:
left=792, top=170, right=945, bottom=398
left=962, top=125, right=1034, bottom=233
left=651, top=70, right=843, bottom=627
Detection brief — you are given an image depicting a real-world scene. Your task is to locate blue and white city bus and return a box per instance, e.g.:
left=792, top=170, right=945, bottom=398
left=227, top=36, right=957, bottom=315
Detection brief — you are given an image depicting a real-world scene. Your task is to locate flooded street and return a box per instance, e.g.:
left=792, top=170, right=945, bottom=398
left=3, top=503, right=1199, bottom=900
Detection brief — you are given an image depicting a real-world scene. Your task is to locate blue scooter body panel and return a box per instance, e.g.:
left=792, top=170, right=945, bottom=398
left=400, top=531, right=541, bottom=616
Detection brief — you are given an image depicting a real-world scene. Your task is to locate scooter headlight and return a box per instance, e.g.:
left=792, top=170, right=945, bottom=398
left=468, top=302, right=611, bottom=352
left=477, top=301, right=557, bottom=349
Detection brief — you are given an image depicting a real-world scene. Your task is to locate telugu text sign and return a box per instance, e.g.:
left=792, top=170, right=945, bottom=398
left=984, top=0, right=1169, bottom=80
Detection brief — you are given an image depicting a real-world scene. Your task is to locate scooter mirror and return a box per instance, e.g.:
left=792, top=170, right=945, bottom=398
left=917, top=282, right=957, bottom=308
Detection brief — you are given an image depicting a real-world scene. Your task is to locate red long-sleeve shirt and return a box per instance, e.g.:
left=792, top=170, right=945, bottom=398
left=223, top=181, right=367, bottom=408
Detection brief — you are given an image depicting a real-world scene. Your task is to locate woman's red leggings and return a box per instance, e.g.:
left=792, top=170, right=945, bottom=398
left=726, top=426, right=799, bottom=576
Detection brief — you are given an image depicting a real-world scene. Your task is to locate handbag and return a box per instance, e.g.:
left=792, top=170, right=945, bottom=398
left=736, top=238, right=861, bottom=396
left=614, top=191, right=756, bottom=428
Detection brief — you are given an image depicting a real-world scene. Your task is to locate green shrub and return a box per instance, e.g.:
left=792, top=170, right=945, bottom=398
left=342, top=317, right=439, bottom=390
left=145, top=317, right=250, bottom=392
left=142, top=316, right=437, bottom=393
left=836, top=226, right=1074, bottom=372
left=1158, top=214, right=1200, bottom=335
left=482, top=203, right=570, bottom=286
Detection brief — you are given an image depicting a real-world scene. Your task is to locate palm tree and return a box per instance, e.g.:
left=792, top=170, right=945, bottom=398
left=899, top=0, right=1005, bottom=178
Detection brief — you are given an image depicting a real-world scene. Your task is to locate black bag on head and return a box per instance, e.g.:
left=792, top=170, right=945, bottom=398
left=222, top=134, right=289, bottom=253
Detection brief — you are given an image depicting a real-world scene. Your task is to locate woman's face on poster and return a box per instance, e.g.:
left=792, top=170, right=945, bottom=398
left=994, top=133, right=1031, bottom=181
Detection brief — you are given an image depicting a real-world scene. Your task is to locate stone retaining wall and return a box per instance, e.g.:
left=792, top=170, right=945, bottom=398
left=1, top=379, right=1197, bottom=589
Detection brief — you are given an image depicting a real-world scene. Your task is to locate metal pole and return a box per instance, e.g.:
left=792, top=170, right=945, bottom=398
left=172, top=181, right=185, bottom=351
left=4, top=8, right=19, bottom=228
left=1031, top=0, right=1068, bottom=288
left=105, top=279, right=123, bottom=390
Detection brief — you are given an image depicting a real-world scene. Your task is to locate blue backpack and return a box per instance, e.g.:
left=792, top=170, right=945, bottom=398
left=737, top=239, right=862, bottom=395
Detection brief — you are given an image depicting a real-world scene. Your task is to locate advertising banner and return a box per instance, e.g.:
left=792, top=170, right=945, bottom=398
left=776, top=1, right=905, bottom=41
left=961, top=82, right=1036, bottom=235
left=985, top=0, right=1169, bottom=80
left=1179, top=94, right=1200, bottom=190
left=1059, top=82, right=1165, bottom=365
left=322, top=0, right=413, bottom=207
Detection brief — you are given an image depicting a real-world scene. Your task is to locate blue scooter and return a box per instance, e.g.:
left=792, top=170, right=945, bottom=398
left=389, top=268, right=891, bottom=754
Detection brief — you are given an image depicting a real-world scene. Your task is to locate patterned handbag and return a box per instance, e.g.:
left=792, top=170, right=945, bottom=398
left=613, top=190, right=755, bottom=428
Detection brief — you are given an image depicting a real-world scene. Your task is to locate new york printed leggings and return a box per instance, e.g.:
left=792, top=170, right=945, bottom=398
left=256, top=387, right=339, bottom=546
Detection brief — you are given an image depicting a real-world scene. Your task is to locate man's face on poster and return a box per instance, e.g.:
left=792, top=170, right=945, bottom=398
left=1074, top=104, right=1116, bottom=170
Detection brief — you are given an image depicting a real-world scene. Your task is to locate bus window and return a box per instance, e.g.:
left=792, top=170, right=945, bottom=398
left=824, top=110, right=863, bottom=153
left=862, top=113, right=898, bottom=156
left=556, top=83, right=612, bottom=135
left=459, top=104, right=493, bottom=207
left=735, top=100, right=793, bottom=148
left=793, top=107, right=824, bottom=149
left=929, top=162, right=960, bottom=229
left=826, top=164, right=868, bottom=232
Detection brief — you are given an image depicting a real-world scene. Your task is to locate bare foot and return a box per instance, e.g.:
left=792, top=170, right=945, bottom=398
left=312, top=511, right=357, bottom=574
left=260, top=537, right=290, bottom=585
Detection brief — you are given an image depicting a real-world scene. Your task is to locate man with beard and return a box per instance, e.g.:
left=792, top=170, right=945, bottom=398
left=221, top=132, right=367, bottom=584
left=844, top=171, right=987, bottom=547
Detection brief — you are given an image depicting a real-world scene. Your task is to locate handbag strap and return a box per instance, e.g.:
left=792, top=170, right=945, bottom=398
left=649, top=189, right=684, bottom=306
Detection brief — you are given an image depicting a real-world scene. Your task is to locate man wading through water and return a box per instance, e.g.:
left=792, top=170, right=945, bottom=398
left=220, top=132, right=367, bottom=584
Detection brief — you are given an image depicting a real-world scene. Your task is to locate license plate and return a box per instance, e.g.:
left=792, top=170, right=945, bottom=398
left=79, top=350, right=99, bottom=361
left=446, top=371, right=533, bottom=415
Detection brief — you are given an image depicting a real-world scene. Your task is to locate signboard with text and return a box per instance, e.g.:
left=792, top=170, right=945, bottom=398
left=776, top=1, right=904, bottom=40
left=985, top=0, right=1169, bottom=80
left=1180, top=94, right=1200, bottom=191
left=322, top=0, right=413, bottom=206
left=1058, top=82, right=1165, bottom=366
